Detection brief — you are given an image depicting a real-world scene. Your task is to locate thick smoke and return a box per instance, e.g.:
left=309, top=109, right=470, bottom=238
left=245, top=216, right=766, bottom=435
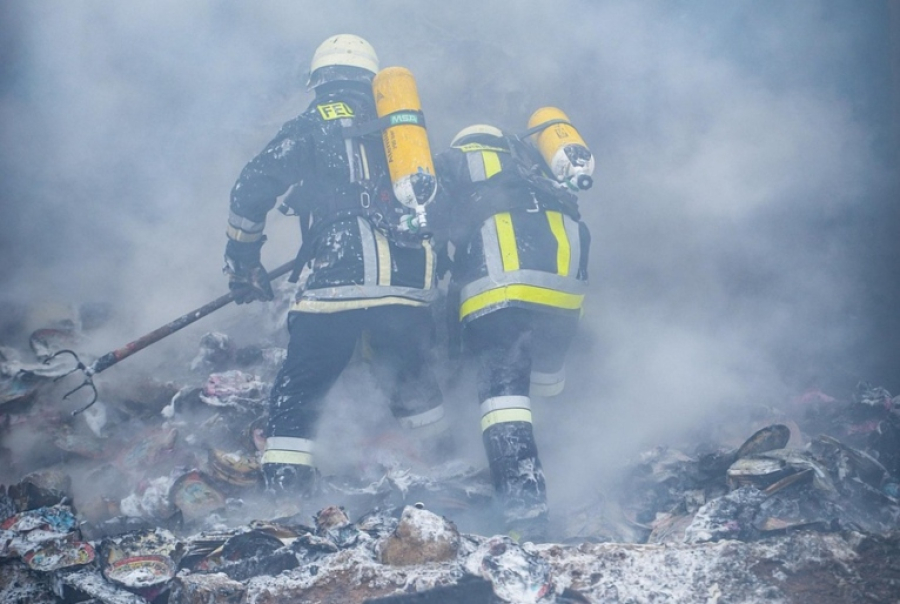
left=1, top=1, right=898, bottom=509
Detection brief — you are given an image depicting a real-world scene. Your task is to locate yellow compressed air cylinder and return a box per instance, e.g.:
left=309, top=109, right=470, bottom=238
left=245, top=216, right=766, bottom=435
left=527, top=107, right=595, bottom=190
left=373, top=66, right=436, bottom=208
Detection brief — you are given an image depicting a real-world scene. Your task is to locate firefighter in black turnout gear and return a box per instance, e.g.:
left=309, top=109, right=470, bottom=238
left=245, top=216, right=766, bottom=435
left=223, top=34, right=450, bottom=496
left=431, top=119, right=594, bottom=540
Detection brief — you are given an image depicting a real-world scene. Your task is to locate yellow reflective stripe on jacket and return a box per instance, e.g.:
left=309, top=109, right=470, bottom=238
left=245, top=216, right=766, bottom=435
left=460, top=283, right=584, bottom=321
left=481, top=408, right=533, bottom=431
left=482, top=151, right=502, bottom=179
left=546, top=211, right=570, bottom=276
left=423, top=238, right=435, bottom=290
left=494, top=212, right=520, bottom=272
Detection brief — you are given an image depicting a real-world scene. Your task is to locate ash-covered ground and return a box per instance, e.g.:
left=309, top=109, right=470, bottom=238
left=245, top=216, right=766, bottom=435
left=2, top=6, right=900, bottom=602
left=1, top=295, right=899, bottom=604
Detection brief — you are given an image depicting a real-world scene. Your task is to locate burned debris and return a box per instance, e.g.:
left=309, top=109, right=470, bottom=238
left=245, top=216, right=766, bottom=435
left=575, top=383, right=900, bottom=549
left=1, top=314, right=899, bottom=603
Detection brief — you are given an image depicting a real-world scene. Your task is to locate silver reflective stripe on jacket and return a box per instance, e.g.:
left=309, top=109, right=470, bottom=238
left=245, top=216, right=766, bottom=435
left=459, top=211, right=586, bottom=321
left=293, top=216, right=437, bottom=312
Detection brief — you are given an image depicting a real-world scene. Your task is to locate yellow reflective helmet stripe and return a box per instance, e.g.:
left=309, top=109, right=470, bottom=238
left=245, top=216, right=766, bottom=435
left=494, top=212, right=519, bottom=272
left=455, top=142, right=508, bottom=153
left=459, top=284, right=584, bottom=320
left=481, top=408, right=533, bottom=431
left=546, top=211, right=570, bottom=276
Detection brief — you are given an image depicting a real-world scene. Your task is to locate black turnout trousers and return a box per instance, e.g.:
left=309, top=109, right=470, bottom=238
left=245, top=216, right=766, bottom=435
left=266, top=305, right=443, bottom=441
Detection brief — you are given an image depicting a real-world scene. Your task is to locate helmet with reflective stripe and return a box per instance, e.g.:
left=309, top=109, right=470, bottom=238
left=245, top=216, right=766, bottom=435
left=308, top=34, right=379, bottom=88
left=451, top=124, right=504, bottom=146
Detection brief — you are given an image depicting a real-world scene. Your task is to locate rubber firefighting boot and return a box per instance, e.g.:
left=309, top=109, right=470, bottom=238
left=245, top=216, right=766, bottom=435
left=397, top=403, right=457, bottom=465
left=262, top=462, right=318, bottom=498
left=482, top=419, right=549, bottom=542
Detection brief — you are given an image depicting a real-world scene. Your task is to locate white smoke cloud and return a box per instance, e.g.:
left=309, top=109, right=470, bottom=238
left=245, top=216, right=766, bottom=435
left=1, top=1, right=896, bottom=511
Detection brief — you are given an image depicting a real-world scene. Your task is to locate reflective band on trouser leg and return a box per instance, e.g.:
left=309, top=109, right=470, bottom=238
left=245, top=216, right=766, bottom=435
left=530, top=367, right=565, bottom=397
left=397, top=404, right=449, bottom=438
left=480, top=395, right=532, bottom=432
left=262, top=436, right=315, bottom=468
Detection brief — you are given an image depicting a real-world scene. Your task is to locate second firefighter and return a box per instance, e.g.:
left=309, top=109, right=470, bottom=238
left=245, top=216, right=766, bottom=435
left=431, top=118, right=594, bottom=540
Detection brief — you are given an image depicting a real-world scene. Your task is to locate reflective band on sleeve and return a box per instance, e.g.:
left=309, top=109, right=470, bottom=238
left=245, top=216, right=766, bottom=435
left=397, top=404, right=446, bottom=429
left=226, top=225, right=265, bottom=243
left=546, top=211, right=570, bottom=277
left=482, top=151, right=501, bottom=179
left=261, top=450, right=315, bottom=467
left=459, top=284, right=584, bottom=320
left=481, top=408, right=533, bottom=431
left=494, top=213, right=519, bottom=272
left=227, top=211, right=266, bottom=243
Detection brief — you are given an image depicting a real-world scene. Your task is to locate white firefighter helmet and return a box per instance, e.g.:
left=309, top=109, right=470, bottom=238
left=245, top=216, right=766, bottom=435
left=307, top=34, right=379, bottom=88
left=450, top=124, right=504, bottom=146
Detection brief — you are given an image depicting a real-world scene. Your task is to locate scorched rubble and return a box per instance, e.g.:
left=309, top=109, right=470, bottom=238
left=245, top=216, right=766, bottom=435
left=1, top=318, right=899, bottom=603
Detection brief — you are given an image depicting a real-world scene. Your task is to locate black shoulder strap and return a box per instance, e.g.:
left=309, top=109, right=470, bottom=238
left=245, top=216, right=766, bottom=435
left=340, top=110, right=426, bottom=139
left=503, top=134, right=582, bottom=221
left=519, top=117, right=571, bottom=139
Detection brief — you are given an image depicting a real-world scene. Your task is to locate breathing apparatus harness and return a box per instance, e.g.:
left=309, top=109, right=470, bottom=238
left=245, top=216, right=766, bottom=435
left=448, top=124, right=591, bottom=284
left=449, top=127, right=583, bottom=244
left=279, top=103, right=430, bottom=283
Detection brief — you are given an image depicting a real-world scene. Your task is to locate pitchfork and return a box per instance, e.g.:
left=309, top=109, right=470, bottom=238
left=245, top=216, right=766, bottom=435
left=48, top=260, right=295, bottom=415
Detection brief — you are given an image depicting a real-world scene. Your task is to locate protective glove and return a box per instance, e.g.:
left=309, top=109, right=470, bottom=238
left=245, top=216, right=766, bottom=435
left=224, top=238, right=275, bottom=304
